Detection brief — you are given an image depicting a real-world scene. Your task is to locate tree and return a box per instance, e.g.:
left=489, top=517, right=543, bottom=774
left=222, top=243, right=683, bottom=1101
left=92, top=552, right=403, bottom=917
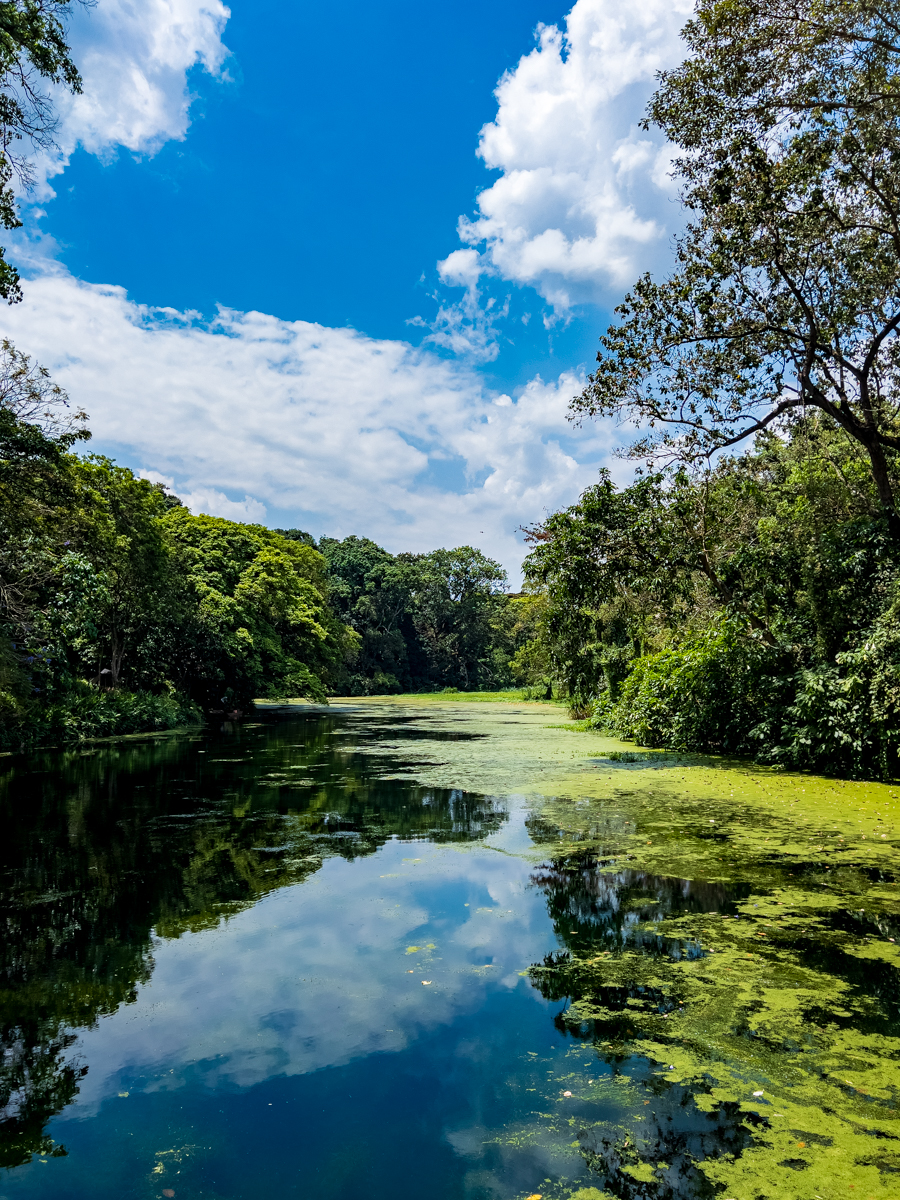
left=63, top=456, right=178, bottom=689
left=319, top=535, right=418, bottom=693
left=163, top=511, right=349, bottom=707
left=525, top=417, right=900, bottom=772
left=407, top=547, right=508, bottom=690
left=0, top=341, right=91, bottom=718
left=573, top=0, right=900, bottom=517
left=501, top=592, right=553, bottom=694
left=0, top=1, right=83, bottom=301
left=0, top=337, right=86, bottom=434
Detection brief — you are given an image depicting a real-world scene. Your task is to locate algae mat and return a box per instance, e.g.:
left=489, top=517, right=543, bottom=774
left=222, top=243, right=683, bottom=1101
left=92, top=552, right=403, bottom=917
left=279, top=697, right=900, bottom=1199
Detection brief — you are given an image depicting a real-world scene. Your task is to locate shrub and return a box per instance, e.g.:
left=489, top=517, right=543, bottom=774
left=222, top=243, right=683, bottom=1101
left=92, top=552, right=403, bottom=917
left=0, top=683, right=202, bottom=749
left=597, top=607, right=900, bottom=779
left=758, top=608, right=900, bottom=779
left=599, top=623, right=780, bottom=755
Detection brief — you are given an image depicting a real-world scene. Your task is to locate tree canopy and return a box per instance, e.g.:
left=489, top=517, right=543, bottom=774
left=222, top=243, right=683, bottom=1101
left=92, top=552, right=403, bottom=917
left=573, top=0, right=900, bottom=514
left=0, top=340, right=535, bottom=746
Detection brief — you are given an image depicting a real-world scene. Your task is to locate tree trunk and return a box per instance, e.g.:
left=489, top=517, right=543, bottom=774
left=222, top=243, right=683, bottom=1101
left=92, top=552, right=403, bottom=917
left=863, top=439, right=899, bottom=525
left=109, top=630, right=124, bottom=687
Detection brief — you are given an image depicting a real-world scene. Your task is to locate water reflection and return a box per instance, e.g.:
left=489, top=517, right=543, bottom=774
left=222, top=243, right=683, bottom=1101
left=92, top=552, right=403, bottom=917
left=0, top=708, right=898, bottom=1199
left=525, top=838, right=900, bottom=1197
left=0, top=715, right=509, bottom=1174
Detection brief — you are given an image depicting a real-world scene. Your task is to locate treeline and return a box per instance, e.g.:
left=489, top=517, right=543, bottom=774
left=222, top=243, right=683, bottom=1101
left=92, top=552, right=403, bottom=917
left=0, top=341, right=546, bottom=747
left=7, top=328, right=900, bottom=779
left=315, top=535, right=543, bottom=695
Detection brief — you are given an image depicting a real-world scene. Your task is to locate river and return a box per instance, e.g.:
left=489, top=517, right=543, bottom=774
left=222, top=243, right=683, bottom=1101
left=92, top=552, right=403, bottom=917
left=0, top=697, right=897, bottom=1200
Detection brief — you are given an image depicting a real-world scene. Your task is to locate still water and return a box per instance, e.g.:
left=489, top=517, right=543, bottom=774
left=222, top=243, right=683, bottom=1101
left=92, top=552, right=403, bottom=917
left=1, top=700, right=899, bottom=1200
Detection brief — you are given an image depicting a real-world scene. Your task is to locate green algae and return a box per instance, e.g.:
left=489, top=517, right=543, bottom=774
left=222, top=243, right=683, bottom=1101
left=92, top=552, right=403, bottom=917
left=313, top=697, right=900, bottom=1200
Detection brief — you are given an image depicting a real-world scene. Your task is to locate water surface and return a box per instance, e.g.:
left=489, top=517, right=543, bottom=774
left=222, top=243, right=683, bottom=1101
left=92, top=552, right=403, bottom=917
left=1, top=700, right=898, bottom=1200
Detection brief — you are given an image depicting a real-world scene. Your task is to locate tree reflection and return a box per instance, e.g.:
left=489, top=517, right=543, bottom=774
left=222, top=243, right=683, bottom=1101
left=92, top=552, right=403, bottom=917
left=527, top=850, right=760, bottom=1199
left=0, top=714, right=507, bottom=1165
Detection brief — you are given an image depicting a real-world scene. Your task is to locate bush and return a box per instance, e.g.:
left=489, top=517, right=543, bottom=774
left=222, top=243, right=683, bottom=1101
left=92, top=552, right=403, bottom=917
left=758, top=608, right=900, bottom=779
left=594, top=607, right=900, bottom=779
left=0, top=683, right=202, bottom=749
left=598, top=623, right=780, bottom=755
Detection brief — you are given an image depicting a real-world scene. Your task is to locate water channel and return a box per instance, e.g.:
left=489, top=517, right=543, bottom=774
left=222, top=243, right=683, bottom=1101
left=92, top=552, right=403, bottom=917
left=0, top=698, right=898, bottom=1200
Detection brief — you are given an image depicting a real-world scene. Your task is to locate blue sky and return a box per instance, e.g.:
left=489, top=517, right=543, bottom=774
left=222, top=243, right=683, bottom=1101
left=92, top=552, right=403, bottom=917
left=2, top=0, right=692, bottom=577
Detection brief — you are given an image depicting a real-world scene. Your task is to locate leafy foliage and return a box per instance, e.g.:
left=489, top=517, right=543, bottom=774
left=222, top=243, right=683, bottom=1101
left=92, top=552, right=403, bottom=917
left=0, top=2, right=83, bottom=301
left=0, top=341, right=356, bottom=739
left=611, top=623, right=780, bottom=755
left=573, top=0, right=900, bottom=514
left=320, top=536, right=514, bottom=693
left=163, top=510, right=346, bottom=707
left=526, top=416, right=900, bottom=777
left=0, top=341, right=530, bottom=743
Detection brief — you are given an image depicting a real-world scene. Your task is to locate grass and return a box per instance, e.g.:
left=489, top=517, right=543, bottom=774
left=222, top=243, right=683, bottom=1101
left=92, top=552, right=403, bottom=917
left=347, top=688, right=568, bottom=706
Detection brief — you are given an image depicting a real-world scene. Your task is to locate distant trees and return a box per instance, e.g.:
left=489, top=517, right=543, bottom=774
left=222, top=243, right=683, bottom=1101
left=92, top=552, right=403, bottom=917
left=319, top=536, right=513, bottom=693
left=165, top=511, right=349, bottom=708
left=318, top=535, right=416, bottom=693
left=407, top=547, right=509, bottom=690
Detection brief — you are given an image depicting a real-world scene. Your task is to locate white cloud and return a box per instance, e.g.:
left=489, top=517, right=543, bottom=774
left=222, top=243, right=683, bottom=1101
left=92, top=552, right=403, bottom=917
left=138, top=470, right=267, bottom=522
left=445, top=0, right=693, bottom=313
left=0, top=272, right=621, bottom=580
left=28, top=0, right=231, bottom=198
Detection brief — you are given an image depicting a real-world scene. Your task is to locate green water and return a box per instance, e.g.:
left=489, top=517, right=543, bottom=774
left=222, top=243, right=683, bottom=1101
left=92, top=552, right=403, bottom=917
left=0, top=698, right=898, bottom=1200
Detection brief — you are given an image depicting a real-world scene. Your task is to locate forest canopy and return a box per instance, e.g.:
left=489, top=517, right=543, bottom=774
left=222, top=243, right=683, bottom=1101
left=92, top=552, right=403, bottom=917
left=0, top=341, right=542, bottom=748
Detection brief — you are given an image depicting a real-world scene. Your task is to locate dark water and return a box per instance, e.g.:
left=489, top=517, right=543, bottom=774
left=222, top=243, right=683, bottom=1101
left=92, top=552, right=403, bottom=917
left=0, top=709, right=897, bottom=1200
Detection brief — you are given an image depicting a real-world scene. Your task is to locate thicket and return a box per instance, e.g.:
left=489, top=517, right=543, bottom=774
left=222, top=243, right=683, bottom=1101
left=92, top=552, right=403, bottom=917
left=525, top=421, right=900, bottom=779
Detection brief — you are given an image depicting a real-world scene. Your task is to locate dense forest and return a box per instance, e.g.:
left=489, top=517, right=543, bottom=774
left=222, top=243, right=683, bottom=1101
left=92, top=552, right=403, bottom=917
left=526, top=423, right=900, bottom=779
left=0, top=338, right=547, bottom=747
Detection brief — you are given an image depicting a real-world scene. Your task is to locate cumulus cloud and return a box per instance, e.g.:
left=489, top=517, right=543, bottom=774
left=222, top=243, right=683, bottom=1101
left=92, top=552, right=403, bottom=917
left=137, top=471, right=266, bottom=523
left=28, top=0, right=231, bottom=198
left=1, top=272, right=620, bottom=579
left=443, top=0, right=693, bottom=314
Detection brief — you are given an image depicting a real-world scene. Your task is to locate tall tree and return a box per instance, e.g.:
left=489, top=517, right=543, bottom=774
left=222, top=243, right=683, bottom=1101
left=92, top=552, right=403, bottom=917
left=319, top=536, right=419, bottom=692
left=408, top=547, right=508, bottom=690
left=573, top=0, right=900, bottom=516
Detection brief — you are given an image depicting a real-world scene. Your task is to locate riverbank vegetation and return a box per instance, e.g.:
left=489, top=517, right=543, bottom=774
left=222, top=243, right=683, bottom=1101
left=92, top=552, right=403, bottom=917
left=524, top=421, right=900, bottom=778
left=525, top=0, right=900, bottom=781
